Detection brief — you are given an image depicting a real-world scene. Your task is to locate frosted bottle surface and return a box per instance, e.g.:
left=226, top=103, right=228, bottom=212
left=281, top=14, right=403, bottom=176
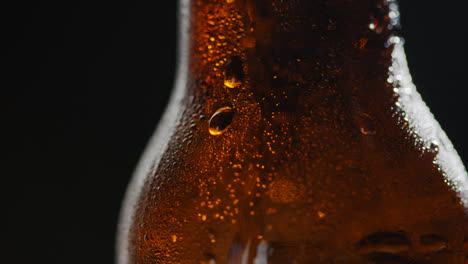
left=117, top=0, right=468, bottom=263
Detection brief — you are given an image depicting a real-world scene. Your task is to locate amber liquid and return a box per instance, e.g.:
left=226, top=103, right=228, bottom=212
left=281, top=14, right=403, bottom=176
left=117, top=0, right=468, bottom=263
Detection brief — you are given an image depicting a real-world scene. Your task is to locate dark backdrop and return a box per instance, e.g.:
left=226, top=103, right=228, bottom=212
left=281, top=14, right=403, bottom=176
left=4, top=1, right=467, bottom=263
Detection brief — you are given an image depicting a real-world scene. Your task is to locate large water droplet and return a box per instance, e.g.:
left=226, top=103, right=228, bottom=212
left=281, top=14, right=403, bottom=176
left=357, top=113, right=377, bottom=136
left=224, top=56, right=244, bottom=88
left=209, top=107, right=234, bottom=135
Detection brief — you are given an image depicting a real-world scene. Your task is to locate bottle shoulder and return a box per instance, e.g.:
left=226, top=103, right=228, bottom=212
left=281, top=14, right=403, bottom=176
left=124, top=59, right=467, bottom=263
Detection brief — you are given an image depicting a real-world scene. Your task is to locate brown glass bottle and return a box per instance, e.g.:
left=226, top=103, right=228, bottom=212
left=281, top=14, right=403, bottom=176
left=117, top=0, right=468, bottom=263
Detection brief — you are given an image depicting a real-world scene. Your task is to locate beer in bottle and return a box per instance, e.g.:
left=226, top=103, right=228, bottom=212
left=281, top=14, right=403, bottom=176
left=118, top=0, right=468, bottom=263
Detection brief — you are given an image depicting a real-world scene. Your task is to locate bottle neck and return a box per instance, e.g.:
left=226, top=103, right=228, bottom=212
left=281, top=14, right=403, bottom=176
left=181, top=0, right=400, bottom=115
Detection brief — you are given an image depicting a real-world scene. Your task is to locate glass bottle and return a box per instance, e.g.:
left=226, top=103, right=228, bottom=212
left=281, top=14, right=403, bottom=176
left=117, top=0, right=468, bottom=263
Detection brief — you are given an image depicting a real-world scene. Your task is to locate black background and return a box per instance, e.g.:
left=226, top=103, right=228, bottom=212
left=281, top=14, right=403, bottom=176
left=4, top=1, right=468, bottom=263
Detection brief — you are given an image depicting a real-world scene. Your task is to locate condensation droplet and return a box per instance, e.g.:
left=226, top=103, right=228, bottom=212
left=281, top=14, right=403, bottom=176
left=357, top=113, right=377, bottom=136
left=426, top=142, right=440, bottom=158
left=209, top=232, right=216, bottom=243
left=200, top=253, right=216, bottom=264
left=224, top=77, right=241, bottom=89
left=224, top=56, right=244, bottom=88
left=317, top=211, right=326, bottom=218
left=226, top=0, right=234, bottom=3
left=209, top=107, right=235, bottom=135
left=369, top=0, right=388, bottom=34
left=429, top=142, right=439, bottom=153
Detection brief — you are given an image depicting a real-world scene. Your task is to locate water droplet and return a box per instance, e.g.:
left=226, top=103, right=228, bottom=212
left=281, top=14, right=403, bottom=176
left=357, top=113, right=377, bottom=136
left=419, top=234, right=447, bottom=253
left=426, top=142, right=439, bottom=158
left=317, top=211, right=326, bottom=218
left=357, top=231, right=410, bottom=254
left=224, top=56, right=244, bottom=88
left=224, top=77, right=241, bottom=89
left=226, top=0, right=234, bottom=3
left=209, top=231, right=216, bottom=243
left=208, top=107, right=234, bottom=135
left=171, top=234, right=178, bottom=243
left=369, top=0, right=388, bottom=34
left=429, top=142, right=439, bottom=153
left=202, top=259, right=215, bottom=264
left=200, top=253, right=216, bottom=264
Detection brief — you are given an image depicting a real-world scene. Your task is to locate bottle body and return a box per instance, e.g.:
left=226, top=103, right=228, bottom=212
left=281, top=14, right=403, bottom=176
left=118, top=0, right=468, bottom=263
